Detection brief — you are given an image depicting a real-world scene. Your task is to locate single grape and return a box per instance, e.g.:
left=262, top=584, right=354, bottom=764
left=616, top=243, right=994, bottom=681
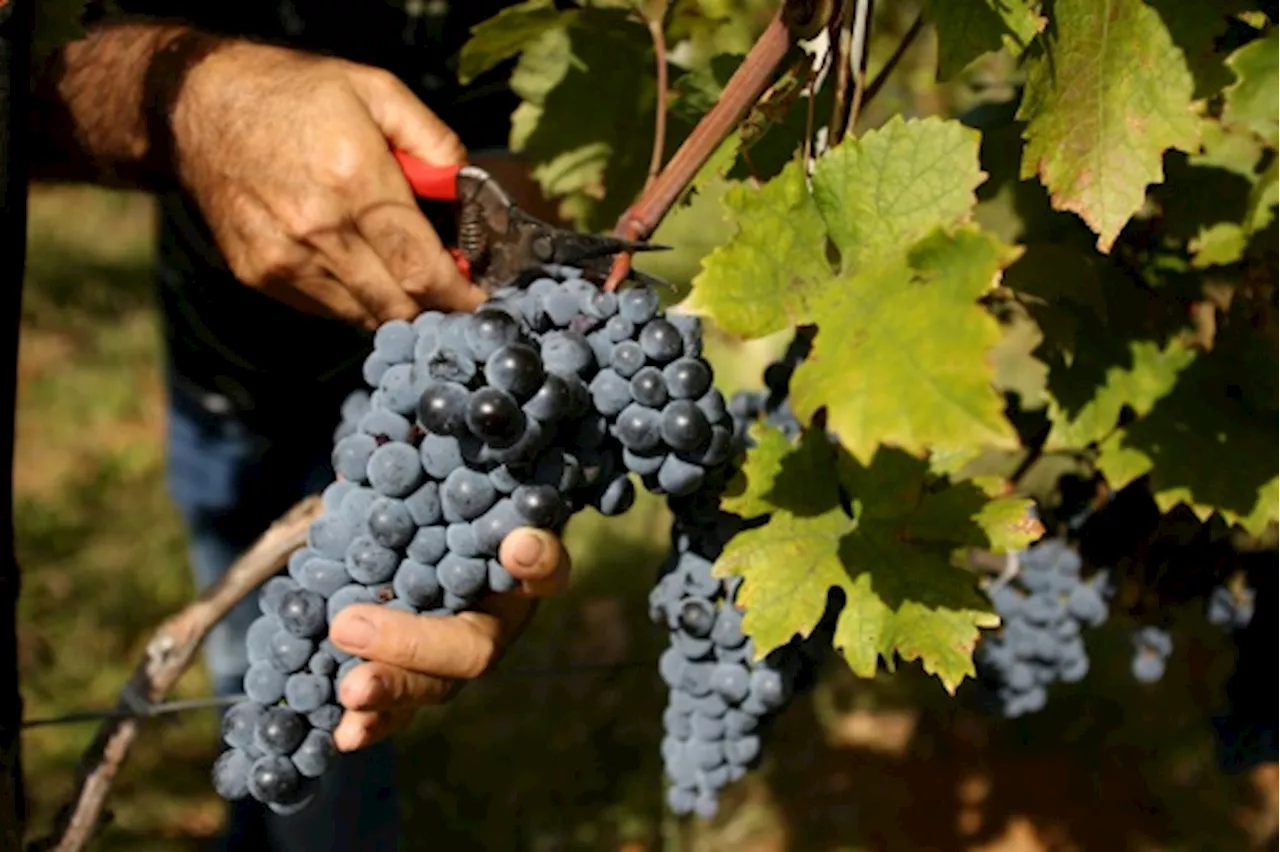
left=618, top=286, right=659, bottom=323
left=374, top=319, right=416, bottom=362
left=254, top=707, right=308, bottom=756
left=663, top=358, right=712, bottom=400
left=441, top=467, right=499, bottom=522
left=541, top=331, right=595, bottom=378
left=511, top=484, right=564, bottom=528
left=248, top=755, right=302, bottom=804
left=465, top=387, right=525, bottom=447
left=284, top=673, right=332, bottom=713
left=406, top=525, right=448, bottom=565
left=611, top=341, right=646, bottom=378
left=660, top=401, right=712, bottom=452
left=277, top=588, right=327, bottom=639
left=589, top=369, right=631, bottom=416
left=465, top=307, right=521, bottom=361
left=393, top=559, right=442, bottom=610
left=630, top=367, right=668, bottom=408
left=417, top=381, right=471, bottom=437
left=485, top=344, right=545, bottom=401
left=221, top=702, right=266, bottom=751
left=292, top=729, right=337, bottom=779
left=639, top=318, right=683, bottom=363
left=213, top=749, right=253, bottom=801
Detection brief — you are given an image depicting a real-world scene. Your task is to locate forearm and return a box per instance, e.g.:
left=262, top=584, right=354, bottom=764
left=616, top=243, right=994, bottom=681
left=30, top=20, right=227, bottom=188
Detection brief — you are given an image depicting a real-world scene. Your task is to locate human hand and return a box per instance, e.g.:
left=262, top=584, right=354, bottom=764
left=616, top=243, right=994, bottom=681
left=171, top=41, right=484, bottom=328
left=325, top=527, right=571, bottom=751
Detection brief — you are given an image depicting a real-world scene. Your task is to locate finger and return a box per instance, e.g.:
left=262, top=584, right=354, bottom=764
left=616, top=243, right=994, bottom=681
left=355, top=199, right=486, bottom=313
left=309, top=224, right=423, bottom=323
left=258, top=274, right=378, bottom=329
left=499, top=528, right=572, bottom=598
left=329, top=603, right=503, bottom=679
left=336, top=660, right=456, bottom=712
left=333, top=706, right=416, bottom=752
left=349, top=67, right=466, bottom=166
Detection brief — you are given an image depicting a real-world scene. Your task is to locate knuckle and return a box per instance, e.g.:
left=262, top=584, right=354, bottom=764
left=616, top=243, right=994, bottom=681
left=240, top=240, right=299, bottom=286
left=278, top=195, right=339, bottom=240
left=316, top=136, right=372, bottom=190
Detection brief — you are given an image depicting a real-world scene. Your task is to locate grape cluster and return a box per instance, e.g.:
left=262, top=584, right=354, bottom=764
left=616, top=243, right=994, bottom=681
left=1207, top=582, right=1255, bottom=631
left=1129, top=626, right=1173, bottom=684
left=649, top=473, right=801, bottom=818
left=212, top=267, right=738, bottom=810
left=974, top=538, right=1111, bottom=717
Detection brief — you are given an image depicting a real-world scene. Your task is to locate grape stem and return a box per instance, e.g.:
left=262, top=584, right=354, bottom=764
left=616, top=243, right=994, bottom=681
left=32, top=497, right=323, bottom=852
left=605, top=11, right=797, bottom=288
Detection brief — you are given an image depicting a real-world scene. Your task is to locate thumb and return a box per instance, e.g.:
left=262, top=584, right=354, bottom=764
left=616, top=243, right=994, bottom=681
left=349, top=66, right=466, bottom=166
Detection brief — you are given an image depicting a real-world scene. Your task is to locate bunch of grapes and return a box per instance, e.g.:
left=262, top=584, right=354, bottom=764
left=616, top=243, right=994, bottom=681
left=648, top=469, right=800, bottom=818
left=974, top=538, right=1111, bottom=718
left=211, top=265, right=738, bottom=811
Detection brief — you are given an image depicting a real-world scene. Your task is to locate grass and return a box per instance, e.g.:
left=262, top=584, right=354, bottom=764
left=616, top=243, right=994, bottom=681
left=15, top=184, right=1278, bottom=852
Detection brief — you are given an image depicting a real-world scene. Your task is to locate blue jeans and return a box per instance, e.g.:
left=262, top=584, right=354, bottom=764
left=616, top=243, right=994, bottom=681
left=164, top=375, right=401, bottom=851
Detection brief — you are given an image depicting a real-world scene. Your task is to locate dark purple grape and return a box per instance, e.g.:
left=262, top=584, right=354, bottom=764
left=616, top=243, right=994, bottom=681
left=484, top=344, right=545, bottom=402
left=661, top=400, right=711, bottom=452
left=523, top=373, right=574, bottom=422
left=417, top=381, right=470, bottom=437
left=248, top=755, right=302, bottom=804
left=614, top=403, right=662, bottom=452
left=465, top=387, right=525, bottom=447
left=277, top=588, right=327, bottom=639
left=680, top=598, right=716, bottom=638
left=663, top=358, right=712, bottom=400
left=465, top=307, right=521, bottom=361
left=639, top=319, right=683, bottom=363
left=611, top=341, right=646, bottom=378
left=630, top=367, right=668, bottom=408
left=254, top=707, right=308, bottom=756
left=511, top=484, right=565, bottom=528
left=618, top=286, right=659, bottom=323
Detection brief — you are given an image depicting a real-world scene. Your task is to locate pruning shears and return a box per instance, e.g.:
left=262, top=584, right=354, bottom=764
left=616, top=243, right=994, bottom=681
left=393, top=150, right=670, bottom=292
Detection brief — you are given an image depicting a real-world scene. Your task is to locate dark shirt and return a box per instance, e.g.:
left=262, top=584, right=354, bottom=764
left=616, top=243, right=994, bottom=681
left=113, top=0, right=517, bottom=427
left=1, top=0, right=31, bottom=832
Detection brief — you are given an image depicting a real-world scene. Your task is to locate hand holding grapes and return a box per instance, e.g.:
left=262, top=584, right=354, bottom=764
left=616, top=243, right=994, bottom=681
left=327, top=528, right=570, bottom=751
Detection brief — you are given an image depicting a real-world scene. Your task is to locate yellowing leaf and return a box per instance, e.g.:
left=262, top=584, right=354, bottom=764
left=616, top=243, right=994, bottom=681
left=924, top=0, right=1046, bottom=80
left=684, top=160, right=832, bottom=338
left=713, top=434, right=1000, bottom=693
left=790, top=228, right=1019, bottom=464
left=813, top=115, right=989, bottom=271
left=1017, top=0, right=1200, bottom=251
left=1222, top=32, right=1279, bottom=146
left=721, top=423, right=793, bottom=518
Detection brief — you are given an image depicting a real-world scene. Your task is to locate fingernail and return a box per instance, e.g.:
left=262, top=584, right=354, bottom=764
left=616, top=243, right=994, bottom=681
left=509, top=530, right=545, bottom=569
left=333, top=613, right=376, bottom=650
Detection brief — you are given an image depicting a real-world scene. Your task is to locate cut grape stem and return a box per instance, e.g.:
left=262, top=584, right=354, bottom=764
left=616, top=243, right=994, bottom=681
left=34, top=497, right=323, bottom=852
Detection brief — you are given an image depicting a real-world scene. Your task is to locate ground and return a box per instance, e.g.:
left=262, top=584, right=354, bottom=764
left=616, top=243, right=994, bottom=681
left=14, top=184, right=1278, bottom=851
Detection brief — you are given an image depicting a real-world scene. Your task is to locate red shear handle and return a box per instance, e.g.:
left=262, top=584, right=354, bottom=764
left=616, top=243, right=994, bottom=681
left=392, top=150, right=461, bottom=202
left=391, top=150, right=472, bottom=279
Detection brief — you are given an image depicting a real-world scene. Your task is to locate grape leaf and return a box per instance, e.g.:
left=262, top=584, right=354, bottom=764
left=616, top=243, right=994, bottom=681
left=682, top=160, right=831, bottom=338
left=721, top=422, right=793, bottom=518
left=923, top=0, right=1045, bottom=80
left=1016, top=0, right=1200, bottom=252
left=687, top=116, right=989, bottom=338
left=714, top=430, right=1000, bottom=693
left=1096, top=333, right=1279, bottom=535
left=505, top=8, right=658, bottom=231
left=1046, top=339, right=1196, bottom=450
left=456, top=0, right=573, bottom=86
left=789, top=227, right=1020, bottom=465
left=812, top=115, right=989, bottom=271
left=1222, top=31, right=1279, bottom=146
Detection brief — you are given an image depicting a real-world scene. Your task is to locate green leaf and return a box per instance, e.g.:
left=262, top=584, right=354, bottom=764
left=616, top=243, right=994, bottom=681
left=721, top=423, right=794, bottom=518
left=971, top=493, right=1046, bottom=553
left=683, top=159, right=832, bottom=338
left=924, top=0, right=1046, bottom=80
left=790, top=227, right=1020, bottom=465
left=456, top=0, right=572, bottom=85
left=1096, top=332, right=1279, bottom=536
left=1189, top=222, right=1248, bottom=268
left=812, top=115, right=989, bottom=271
left=1222, top=31, right=1279, bottom=146
left=1047, top=339, right=1196, bottom=450
left=504, top=8, right=658, bottom=231
left=714, top=433, right=1001, bottom=693
left=1016, top=0, right=1200, bottom=251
